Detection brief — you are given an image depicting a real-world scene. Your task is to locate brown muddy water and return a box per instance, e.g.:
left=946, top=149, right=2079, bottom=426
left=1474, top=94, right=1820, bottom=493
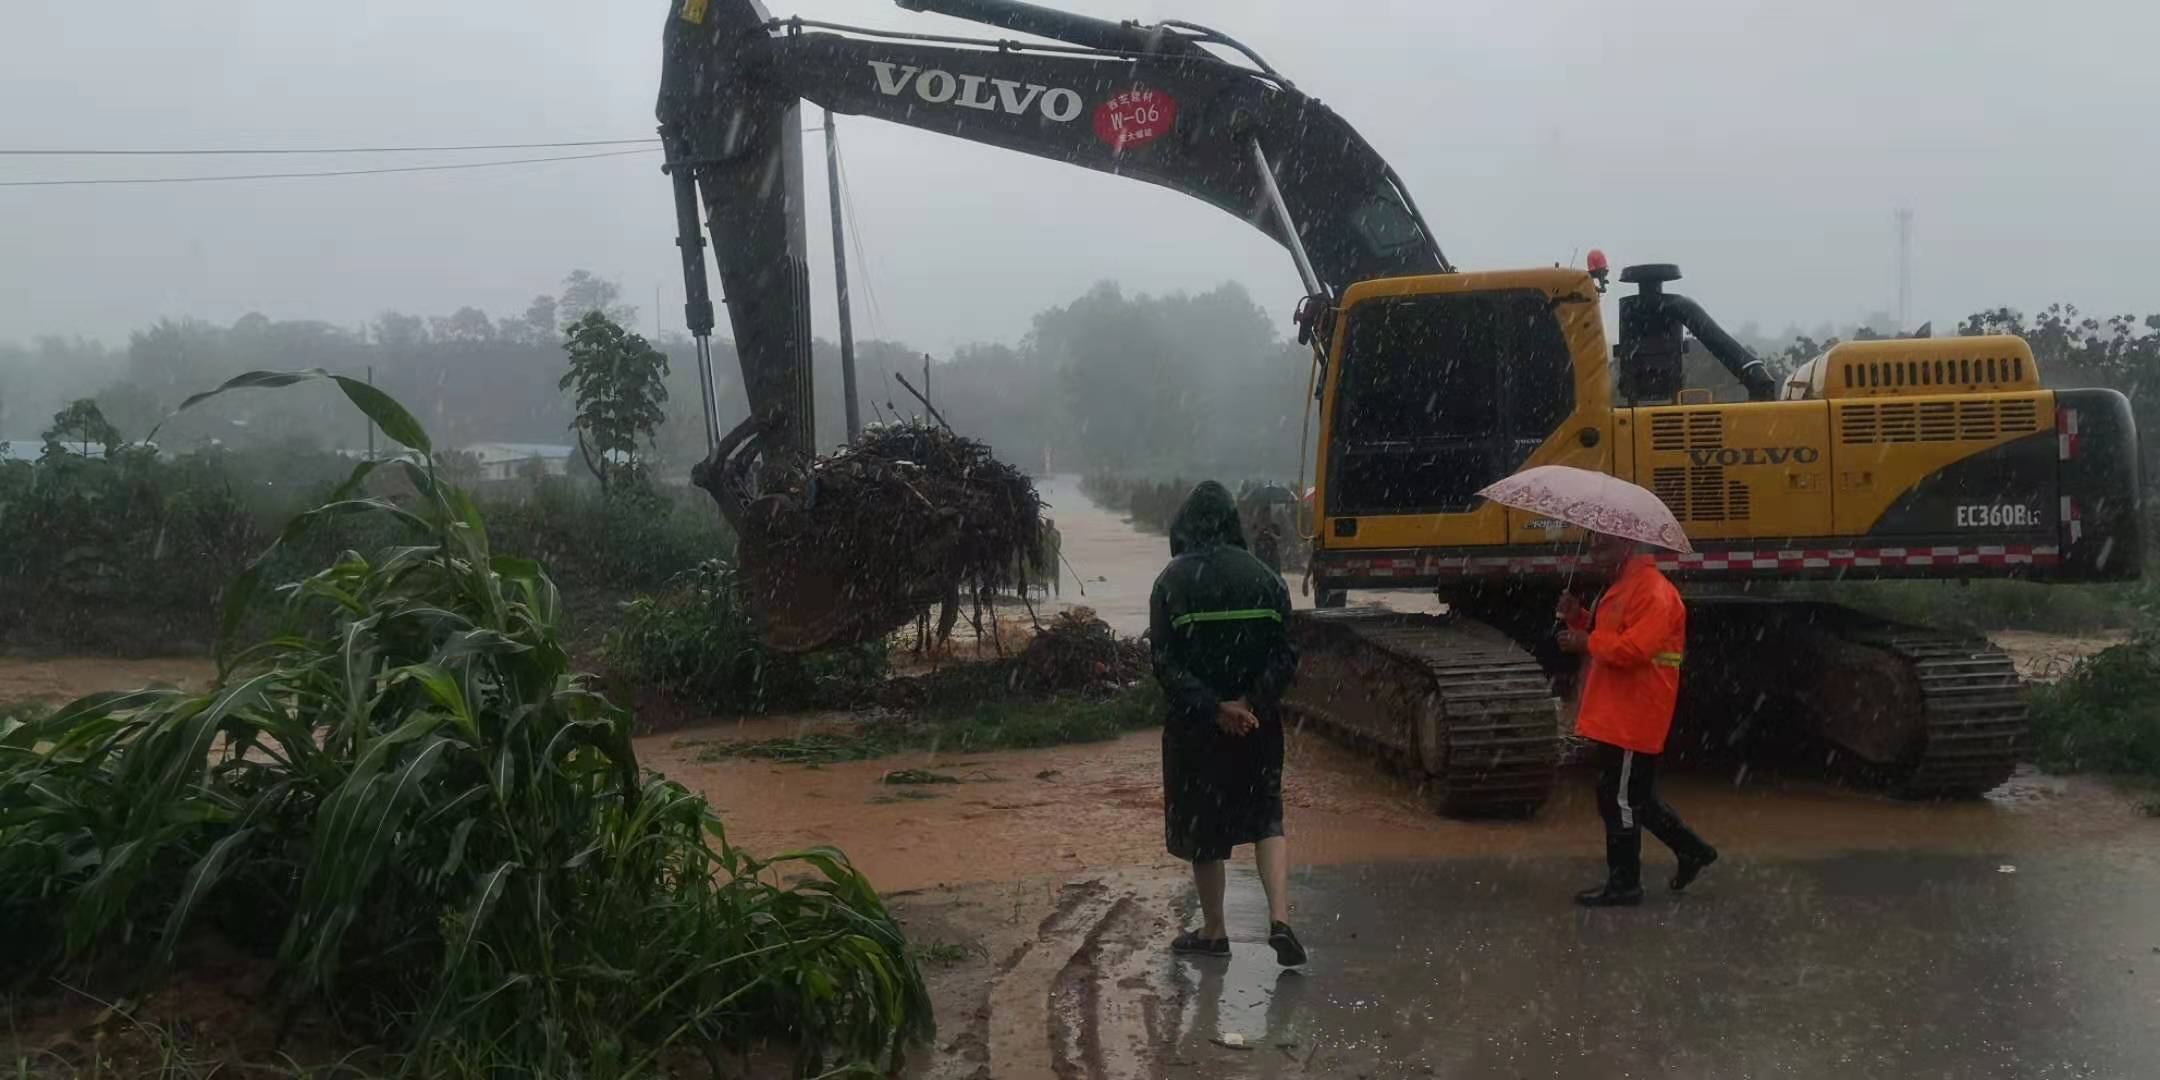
left=644, top=716, right=2149, bottom=897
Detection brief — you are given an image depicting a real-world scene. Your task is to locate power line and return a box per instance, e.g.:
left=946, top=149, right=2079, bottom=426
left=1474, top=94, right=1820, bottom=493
left=0, top=147, right=658, bottom=187
left=0, top=137, right=658, bottom=156
left=834, top=141, right=887, bottom=334
left=832, top=138, right=897, bottom=398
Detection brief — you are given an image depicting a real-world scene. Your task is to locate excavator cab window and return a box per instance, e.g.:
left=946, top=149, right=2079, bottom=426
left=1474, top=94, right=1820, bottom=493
left=1347, top=196, right=1429, bottom=262
left=1327, top=290, right=1574, bottom=516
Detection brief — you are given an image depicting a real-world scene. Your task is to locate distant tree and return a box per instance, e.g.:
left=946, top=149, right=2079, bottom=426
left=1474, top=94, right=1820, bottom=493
left=512, top=295, right=559, bottom=345
left=438, top=447, right=485, bottom=486
left=372, top=311, right=430, bottom=351
left=93, top=382, right=161, bottom=444
left=559, top=312, right=671, bottom=494
left=559, top=270, right=635, bottom=330
left=43, top=398, right=123, bottom=458
left=1773, top=335, right=1834, bottom=379
left=431, top=306, right=496, bottom=345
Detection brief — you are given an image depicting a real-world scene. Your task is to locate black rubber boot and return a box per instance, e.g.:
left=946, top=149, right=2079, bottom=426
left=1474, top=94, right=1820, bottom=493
left=1671, top=845, right=1720, bottom=892
left=1577, top=833, right=1644, bottom=907
left=1575, top=883, right=1645, bottom=907
left=1268, top=921, right=1308, bottom=967
left=1171, top=930, right=1229, bottom=957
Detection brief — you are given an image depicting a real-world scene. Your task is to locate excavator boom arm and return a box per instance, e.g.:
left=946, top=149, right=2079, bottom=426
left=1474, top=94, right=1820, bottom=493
left=657, top=0, right=1444, bottom=463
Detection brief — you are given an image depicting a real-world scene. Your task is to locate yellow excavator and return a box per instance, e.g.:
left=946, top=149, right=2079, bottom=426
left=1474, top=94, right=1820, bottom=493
left=657, top=0, right=2142, bottom=816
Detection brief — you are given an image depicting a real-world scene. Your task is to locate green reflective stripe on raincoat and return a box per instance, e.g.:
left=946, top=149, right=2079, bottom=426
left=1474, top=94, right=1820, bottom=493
left=1171, top=608, right=1285, bottom=630
left=1654, top=651, right=1684, bottom=669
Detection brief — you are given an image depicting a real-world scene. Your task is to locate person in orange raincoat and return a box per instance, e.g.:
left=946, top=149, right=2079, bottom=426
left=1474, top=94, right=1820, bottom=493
left=1557, top=530, right=1719, bottom=907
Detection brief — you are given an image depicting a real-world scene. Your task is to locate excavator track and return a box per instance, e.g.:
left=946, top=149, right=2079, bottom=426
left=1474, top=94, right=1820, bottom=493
left=1686, top=599, right=2027, bottom=799
left=1282, top=609, right=1563, bottom=817
left=1834, top=627, right=2028, bottom=798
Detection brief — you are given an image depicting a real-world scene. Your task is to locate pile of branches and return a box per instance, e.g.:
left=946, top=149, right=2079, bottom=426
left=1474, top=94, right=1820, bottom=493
left=879, top=609, right=1147, bottom=708
left=814, top=421, right=1043, bottom=589
left=735, top=421, right=1045, bottom=651
left=1011, top=608, right=1149, bottom=695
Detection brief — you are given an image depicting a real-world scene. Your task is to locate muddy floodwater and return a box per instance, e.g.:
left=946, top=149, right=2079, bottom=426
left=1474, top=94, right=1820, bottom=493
left=648, top=716, right=2148, bottom=894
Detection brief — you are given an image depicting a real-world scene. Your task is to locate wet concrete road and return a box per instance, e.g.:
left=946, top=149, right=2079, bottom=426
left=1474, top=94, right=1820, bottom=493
left=1166, top=848, right=2160, bottom=1079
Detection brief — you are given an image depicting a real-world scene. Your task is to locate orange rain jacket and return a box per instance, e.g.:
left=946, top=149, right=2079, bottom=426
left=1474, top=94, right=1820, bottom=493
left=1565, top=554, right=1687, bottom=754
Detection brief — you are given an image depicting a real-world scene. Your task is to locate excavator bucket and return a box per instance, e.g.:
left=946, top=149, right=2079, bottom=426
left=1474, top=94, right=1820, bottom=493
left=719, top=423, right=1045, bottom=654
left=734, top=525, right=956, bottom=652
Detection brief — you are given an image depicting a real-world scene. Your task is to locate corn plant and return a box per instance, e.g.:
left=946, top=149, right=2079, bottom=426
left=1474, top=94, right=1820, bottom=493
left=0, top=371, right=932, bottom=1076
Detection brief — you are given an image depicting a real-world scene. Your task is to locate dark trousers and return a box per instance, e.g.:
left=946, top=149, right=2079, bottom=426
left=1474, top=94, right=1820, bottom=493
left=1593, top=741, right=1713, bottom=889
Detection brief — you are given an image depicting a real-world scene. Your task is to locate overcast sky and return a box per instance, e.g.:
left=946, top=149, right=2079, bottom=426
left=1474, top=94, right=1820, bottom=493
left=4, top=0, right=2154, bottom=355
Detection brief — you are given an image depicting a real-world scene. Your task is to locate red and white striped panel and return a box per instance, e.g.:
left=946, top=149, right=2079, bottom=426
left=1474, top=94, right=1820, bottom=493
left=1320, top=545, right=2060, bottom=580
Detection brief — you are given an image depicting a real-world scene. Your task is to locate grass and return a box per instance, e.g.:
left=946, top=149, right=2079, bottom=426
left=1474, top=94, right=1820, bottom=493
left=0, top=372, right=933, bottom=1078
left=1768, top=578, right=2143, bottom=635
left=698, top=729, right=897, bottom=765
left=880, top=768, right=960, bottom=785
left=925, top=685, right=1163, bottom=752
left=5, top=990, right=378, bottom=1079
left=866, top=790, right=945, bottom=805
left=603, top=559, right=889, bottom=716
left=695, top=682, right=1165, bottom=766
left=914, top=941, right=985, bottom=968
left=2028, top=632, right=2160, bottom=781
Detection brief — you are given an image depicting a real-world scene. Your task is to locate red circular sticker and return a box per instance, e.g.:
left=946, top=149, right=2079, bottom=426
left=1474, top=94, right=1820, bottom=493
left=1093, top=88, right=1177, bottom=150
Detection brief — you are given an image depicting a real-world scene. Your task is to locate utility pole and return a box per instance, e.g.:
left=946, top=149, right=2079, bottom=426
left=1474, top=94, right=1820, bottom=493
left=1895, top=206, right=1914, bottom=331
left=824, top=108, right=862, bottom=440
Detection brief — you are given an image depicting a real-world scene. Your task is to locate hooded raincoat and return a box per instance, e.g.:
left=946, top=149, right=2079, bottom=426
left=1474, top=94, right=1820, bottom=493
left=1149, top=482, right=1299, bottom=863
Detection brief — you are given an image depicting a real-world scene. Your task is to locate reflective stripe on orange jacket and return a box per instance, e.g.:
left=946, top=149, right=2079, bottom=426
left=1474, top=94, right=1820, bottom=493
left=1566, top=554, right=1686, bottom=754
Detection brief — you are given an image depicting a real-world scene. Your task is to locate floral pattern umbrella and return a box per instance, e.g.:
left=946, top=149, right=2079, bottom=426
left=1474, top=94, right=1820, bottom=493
left=1475, top=465, right=1693, bottom=553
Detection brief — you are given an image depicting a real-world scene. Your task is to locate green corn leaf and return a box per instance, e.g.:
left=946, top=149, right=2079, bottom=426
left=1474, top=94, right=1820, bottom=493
left=390, top=665, right=478, bottom=743
left=156, top=827, right=257, bottom=965
left=157, top=368, right=431, bottom=456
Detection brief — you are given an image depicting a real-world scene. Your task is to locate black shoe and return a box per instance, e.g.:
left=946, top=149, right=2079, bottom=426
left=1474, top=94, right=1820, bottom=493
left=1575, top=884, right=1644, bottom=907
left=1172, top=930, right=1230, bottom=957
left=1267, top=921, right=1308, bottom=967
left=1671, top=848, right=1719, bottom=892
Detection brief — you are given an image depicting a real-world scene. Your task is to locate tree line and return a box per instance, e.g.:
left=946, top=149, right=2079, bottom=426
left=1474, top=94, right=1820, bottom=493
left=7, top=273, right=2159, bottom=493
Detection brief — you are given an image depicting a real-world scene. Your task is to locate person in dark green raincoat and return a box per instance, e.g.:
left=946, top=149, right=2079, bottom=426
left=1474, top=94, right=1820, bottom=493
left=1150, top=481, right=1306, bottom=966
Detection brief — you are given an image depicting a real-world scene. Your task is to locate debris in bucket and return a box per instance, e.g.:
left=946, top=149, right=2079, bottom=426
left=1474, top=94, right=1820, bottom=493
left=728, top=420, right=1045, bottom=652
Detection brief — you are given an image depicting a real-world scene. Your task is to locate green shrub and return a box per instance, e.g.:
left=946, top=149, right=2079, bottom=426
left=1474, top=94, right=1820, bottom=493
left=0, top=447, right=262, bottom=649
left=483, top=476, right=728, bottom=595
left=0, top=437, right=727, bottom=652
left=924, top=681, right=1164, bottom=752
left=701, top=682, right=1166, bottom=763
left=604, top=560, right=888, bottom=713
left=1768, top=578, right=2143, bottom=635
left=2029, top=632, right=2160, bottom=779
left=0, top=372, right=931, bottom=1076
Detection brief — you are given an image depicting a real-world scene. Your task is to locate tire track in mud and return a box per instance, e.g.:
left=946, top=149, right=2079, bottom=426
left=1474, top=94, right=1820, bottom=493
left=978, top=873, right=1181, bottom=1080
